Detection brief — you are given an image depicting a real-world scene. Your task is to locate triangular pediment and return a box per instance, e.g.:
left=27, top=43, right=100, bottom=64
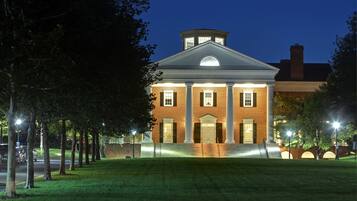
left=200, top=114, right=217, bottom=123
left=157, top=41, right=279, bottom=72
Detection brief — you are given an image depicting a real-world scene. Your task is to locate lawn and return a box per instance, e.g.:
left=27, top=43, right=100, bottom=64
left=35, top=148, right=91, bottom=160
left=4, top=158, right=357, bottom=201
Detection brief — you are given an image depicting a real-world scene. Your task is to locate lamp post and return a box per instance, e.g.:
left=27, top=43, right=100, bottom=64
left=287, top=130, right=293, bottom=159
left=332, top=121, right=341, bottom=160
left=15, top=118, right=23, bottom=147
left=131, top=129, right=137, bottom=159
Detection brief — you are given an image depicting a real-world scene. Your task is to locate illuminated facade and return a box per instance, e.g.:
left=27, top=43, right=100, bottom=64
left=149, top=29, right=280, bottom=144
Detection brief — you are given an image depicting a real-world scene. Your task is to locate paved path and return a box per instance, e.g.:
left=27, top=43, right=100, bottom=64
left=0, top=159, right=73, bottom=192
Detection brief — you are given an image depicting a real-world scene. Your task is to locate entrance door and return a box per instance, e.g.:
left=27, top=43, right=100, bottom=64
left=163, top=118, right=173, bottom=143
left=200, top=114, right=217, bottom=143
left=243, top=119, right=253, bottom=144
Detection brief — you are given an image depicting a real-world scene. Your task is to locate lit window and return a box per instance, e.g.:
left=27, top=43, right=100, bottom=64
left=204, top=90, right=213, bottom=107
left=184, top=37, right=194, bottom=49
left=215, top=37, right=224, bottom=45
left=243, top=119, right=254, bottom=144
left=198, top=36, right=211, bottom=44
left=164, top=90, right=173, bottom=106
left=163, top=118, right=173, bottom=143
left=200, top=56, right=220, bottom=66
left=243, top=91, right=253, bottom=107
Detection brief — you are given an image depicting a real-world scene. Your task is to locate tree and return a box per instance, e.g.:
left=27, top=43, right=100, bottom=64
left=324, top=12, right=357, bottom=125
left=40, top=120, right=52, bottom=180
left=296, top=91, right=331, bottom=159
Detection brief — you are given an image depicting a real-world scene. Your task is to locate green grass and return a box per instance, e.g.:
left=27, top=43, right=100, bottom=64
left=35, top=148, right=91, bottom=160
left=4, top=158, right=357, bottom=201
left=340, top=154, right=357, bottom=161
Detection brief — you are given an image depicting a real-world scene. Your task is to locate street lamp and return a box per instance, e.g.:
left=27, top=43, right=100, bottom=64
left=15, top=118, right=23, bottom=126
left=131, top=129, right=137, bottom=159
left=287, top=130, right=293, bottom=159
left=332, top=121, right=341, bottom=160
left=15, top=118, right=23, bottom=147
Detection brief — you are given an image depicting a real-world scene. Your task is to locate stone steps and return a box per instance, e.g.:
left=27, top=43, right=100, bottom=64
left=141, top=143, right=281, bottom=159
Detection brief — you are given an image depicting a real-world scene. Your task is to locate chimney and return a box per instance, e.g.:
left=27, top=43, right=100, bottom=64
left=290, top=44, right=304, bottom=80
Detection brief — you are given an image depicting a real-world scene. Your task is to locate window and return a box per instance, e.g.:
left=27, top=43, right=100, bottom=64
left=184, top=37, right=194, bottom=49
left=243, top=91, right=253, bottom=107
left=164, top=90, right=173, bottom=106
left=198, top=36, right=211, bottom=44
left=203, top=90, right=213, bottom=107
left=200, top=56, right=220, bottom=66
left=215, top=37, right=224, bottom=45
left=243, top=119, right=254, bottom=144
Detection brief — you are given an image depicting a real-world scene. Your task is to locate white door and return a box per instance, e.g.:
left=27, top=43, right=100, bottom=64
left=243, top=119, right=253, bottom=144
left=163, top=118, right=173, bottom=143
left=201, top=123, right=216, bottom=143
left=200, top=114, right=217, bottom=144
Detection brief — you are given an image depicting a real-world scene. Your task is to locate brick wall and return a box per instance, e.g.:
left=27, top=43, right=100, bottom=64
left=152, top=86, right=268, bottom=144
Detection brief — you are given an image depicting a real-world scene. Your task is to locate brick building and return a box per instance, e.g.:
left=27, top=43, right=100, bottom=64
left=148, top=29, right=331, bottom=146
left=150, top=29, right=279, bottom=145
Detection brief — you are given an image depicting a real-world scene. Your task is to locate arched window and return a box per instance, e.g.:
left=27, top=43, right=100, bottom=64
left=200, top=56, right=220, bottom=66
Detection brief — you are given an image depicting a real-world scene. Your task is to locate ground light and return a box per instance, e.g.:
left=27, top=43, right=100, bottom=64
left=332, top=121, right=341, bottom=160
left=286, top=130, right=293, bottom=159
left=131, top=129, right=137, bottom=158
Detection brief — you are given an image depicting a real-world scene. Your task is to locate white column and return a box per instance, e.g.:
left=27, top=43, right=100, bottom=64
left=225, top=82, right=235, bottom=144
left=266, top=84, right=274, bottom=143
left=184, top=82, right=193, bottom=143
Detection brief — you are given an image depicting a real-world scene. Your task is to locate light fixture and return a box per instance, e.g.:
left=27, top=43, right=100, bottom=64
left=332, top=121, right=340, bottom=130
left=15, top=118, right=23, bottom=126
left=286, top=130, right=293, bottom=137
left=131, top=129, right=137, bottom=136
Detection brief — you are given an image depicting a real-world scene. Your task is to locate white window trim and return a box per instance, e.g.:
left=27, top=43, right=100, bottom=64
left=200, top=56, right=220, bottom=66
left=163, top=90, right=174, bottom=107
left=184, top=37, right=194, bottom=50
left=198, top=36, right=211, bottom=44
left=243, top=90, right=253, bottom=107
left=203, top=90, right=214, bottom=107
left=215, top=37, right=224, bottom=45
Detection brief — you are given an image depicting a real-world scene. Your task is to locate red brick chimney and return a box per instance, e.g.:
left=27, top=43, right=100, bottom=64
left=290, top=44, right=304, bottom=80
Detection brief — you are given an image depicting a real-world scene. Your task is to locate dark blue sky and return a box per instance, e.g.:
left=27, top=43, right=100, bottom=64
left=142, top=0, right=356, bottom=63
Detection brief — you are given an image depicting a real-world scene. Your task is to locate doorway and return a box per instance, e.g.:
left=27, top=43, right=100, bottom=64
left=200, top=114, right=217, bottom=143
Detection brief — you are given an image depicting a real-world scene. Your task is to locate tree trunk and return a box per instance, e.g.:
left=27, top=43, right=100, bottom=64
left=315, top=129, right=320, bottom=160
left=95, top=131, right=101, bottom=160
left=6, top=93, right=17, bottom=197
left=84, top=130, right=89, bottom=165
left=0, top=125, right=3, bottom=144
left=91, top=132, right=96, bottom=162
left=70, top=130, right=76, bottom=170
left=41, top=121, right=51, bottom=180
left=78, top=130, right=83, bottom=167
left=25, top=109, right=36, bottom=189
left=59, top=120, right=66, bottom=175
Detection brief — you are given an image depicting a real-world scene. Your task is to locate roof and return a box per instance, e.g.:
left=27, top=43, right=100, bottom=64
left=269, top=61, right=332, bottom=81
left=157, top=41, right=279, bottom=72
left=155, top=41, right=279, bottom=83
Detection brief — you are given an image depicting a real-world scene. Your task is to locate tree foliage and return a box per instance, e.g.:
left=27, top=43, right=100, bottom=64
left=324, top=11, right=357, bottom=124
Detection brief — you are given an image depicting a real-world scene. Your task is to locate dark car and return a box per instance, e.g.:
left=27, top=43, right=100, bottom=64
left=0, top=144, right=8, bottom=166
left=0, top=144, right=37, bottom=165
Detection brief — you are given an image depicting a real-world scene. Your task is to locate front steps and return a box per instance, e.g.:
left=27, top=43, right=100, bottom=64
left=141, top=143, right=281, bottom=159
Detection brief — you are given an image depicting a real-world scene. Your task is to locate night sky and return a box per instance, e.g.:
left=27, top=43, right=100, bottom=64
left=142, top=0, right=356, bottom=63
